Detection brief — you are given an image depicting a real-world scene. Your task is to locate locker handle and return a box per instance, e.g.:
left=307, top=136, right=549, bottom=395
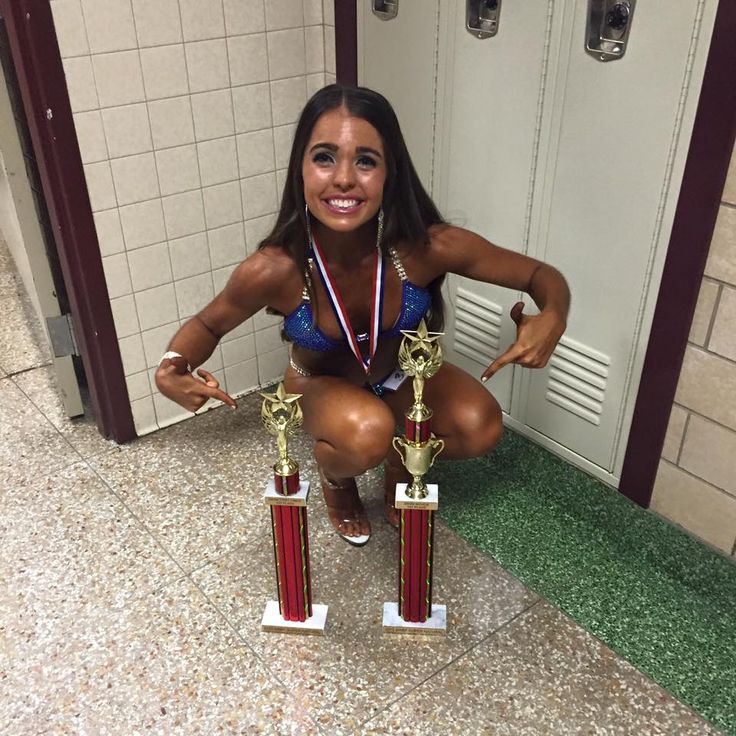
left=372, top=0, right=398, bottom=21
left=467, top=0, right=502, bottom=39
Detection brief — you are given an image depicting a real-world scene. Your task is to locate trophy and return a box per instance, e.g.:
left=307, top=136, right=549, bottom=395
left=260, top=383, right=327, bottom=634
left=383, top=320, right=447, bottom=634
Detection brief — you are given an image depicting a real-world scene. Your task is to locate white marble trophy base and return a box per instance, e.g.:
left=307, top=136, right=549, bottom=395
left=382, top=602, right=447, bottom=635
left=394, top=482, right=439, bottom=510
left=264, top=478, right=310, bottom=506
left=261, top=600, right=328, bottom=635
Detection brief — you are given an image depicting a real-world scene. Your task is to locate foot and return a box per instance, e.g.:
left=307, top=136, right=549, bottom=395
left=319, top=467, right=371, bottom=546
left=383, top=462, right=410, bottom=529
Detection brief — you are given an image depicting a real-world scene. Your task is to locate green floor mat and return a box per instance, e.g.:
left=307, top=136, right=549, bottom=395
left=429, top=429, right=736, bottom=735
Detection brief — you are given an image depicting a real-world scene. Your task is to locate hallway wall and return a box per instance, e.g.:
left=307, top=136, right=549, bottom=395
left=653, top=144, right=736, bottom=558
left=50, top=0, right=335, bottom=434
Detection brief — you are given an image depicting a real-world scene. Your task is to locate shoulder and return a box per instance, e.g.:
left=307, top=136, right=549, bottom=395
left=224, top=244, right=302, bottom=306
left=427, top=223, right=486, bottom=254
left=398, top=224, right=486, bottom=281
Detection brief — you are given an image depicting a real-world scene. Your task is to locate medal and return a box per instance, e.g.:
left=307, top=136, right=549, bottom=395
left=310, top=234, right=384, bottom=375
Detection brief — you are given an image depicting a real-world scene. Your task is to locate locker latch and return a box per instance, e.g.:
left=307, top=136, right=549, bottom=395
left=586, top=0, right=636, bottom=62
left=467, top=0, right=502, bottom=39
left=372, top=1, right=398, bottom=21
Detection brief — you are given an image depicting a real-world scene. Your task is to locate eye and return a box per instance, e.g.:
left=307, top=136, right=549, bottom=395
left=312, top=151, right=334, bottom=165
left=356, top=155, right=377, bottom=169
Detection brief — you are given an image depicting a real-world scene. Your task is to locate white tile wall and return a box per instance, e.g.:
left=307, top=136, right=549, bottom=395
left=232, top=83, right=272, bottom=132
left=93, top=209, right=125, bottom=256
left=169, top=232, right=211, bottom=279
left=53, top=0, right=333, bottom=434
left=119, top=199, right=166, bottom=249
left=51, top=0, right=90, bottom=57
left=63, top=57, right=99, bottom=112
left=84, top=162, right=117, bottom=211
left=148, top=97, right=196, bottom=148
left=128, top=242, right=173, bottom=291
left=135, top=284, right=178, bottom=330
left=73, top=111, right=109, bottom=163
left=156, top=145, right=200, bottom=196
left=236, top=129, right=275, bottom=178
left=186, top=40, right=230, bottom=94
left=102, top=104, right=152, bottom=158
left=110, top=153, right=160, bottom=205
left=131, top=0, right=183, bottom=48
left=227, top=34, right=269, bottom=87
left=191, top=90, right=235, bottom=141
left=224, top=0, right=266, bottom=35
left=110, top=294, right=141, bottom=337
left=92, top=51, right=146, bottom=107
left=197, top=137, right=239, bottom=187
left=203, top=181, right=243, bottom=229
left=208, top=223, right=246, bottom=269
left=140, top=45, right=189, bottom=99
left=265, top=0, right=303, bottom=31
left=162, top=190, right=205, bottom=239
left=267, top=29, right=306, bottom=80
left=179, top=0, right=226, bottom=42
left=81, top=0, right=137, bottom=54
left=304, top=0, right=323, bottom=26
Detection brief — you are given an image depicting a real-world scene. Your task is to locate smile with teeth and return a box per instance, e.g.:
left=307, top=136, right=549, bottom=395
left=324, top=198, right=363, bottom=212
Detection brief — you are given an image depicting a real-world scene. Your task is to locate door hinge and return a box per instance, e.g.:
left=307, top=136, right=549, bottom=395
left=46, top=314, right=79, bottom=358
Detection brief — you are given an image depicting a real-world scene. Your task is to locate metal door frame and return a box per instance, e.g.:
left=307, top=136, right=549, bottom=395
left=0, top=0, right=135, bottom=443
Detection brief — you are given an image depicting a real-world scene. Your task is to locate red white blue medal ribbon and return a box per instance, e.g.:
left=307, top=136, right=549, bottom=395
left=310, top=234, right=384, bottom=375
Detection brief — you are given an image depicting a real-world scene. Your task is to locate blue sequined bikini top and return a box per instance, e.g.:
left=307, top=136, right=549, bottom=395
left=283, top=246, right=431, bottom=353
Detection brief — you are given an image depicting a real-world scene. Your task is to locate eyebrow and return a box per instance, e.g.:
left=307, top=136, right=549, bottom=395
left=309, top=142, right=383, bottom=159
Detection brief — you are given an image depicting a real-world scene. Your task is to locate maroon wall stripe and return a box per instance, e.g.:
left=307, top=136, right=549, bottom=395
left=334, top=0, right=357, bottom=85
left=619, top=0, right=736, bottom=506
left=1, top=0, right=135, bottom=442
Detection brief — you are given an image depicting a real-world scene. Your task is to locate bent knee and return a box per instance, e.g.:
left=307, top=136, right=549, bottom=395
left=455, top=400, right=503, bottom=458
left=337, top=408, right=395, bottom=469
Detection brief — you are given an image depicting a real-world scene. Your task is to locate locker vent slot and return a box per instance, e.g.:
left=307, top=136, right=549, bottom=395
left=453, top=288, right=503, bottom=364
left=545, top=336, right=610, bottom=426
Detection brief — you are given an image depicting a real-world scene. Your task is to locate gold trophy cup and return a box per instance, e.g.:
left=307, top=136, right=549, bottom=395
left=392, top=321, right=445, bottom=499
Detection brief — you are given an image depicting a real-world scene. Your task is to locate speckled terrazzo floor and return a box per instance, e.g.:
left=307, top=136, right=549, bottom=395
left=0, top=238, right=727, bottom=735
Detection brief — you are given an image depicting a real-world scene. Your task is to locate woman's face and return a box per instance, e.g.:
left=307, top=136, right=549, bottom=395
left=302, top=107, right=387, bottom=234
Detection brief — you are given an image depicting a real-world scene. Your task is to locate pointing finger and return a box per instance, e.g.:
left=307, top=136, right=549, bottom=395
left=200, top=383, right=238, bottom=410
left=481, top=343, right=524, bottom=382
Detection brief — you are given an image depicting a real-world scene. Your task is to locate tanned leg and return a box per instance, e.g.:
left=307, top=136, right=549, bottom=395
left=284, top=370, right=395, bottom=540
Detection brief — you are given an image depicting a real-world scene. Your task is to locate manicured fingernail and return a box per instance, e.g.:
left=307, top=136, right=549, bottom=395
left=481, top=376, right=488, bottom=383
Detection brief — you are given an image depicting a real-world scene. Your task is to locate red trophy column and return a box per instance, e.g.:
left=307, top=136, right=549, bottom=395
left=383, top=320, right=447, bottom=634
left=260, top=384, right=327, bottom=634
left=398, top=415, right=435, bottom=624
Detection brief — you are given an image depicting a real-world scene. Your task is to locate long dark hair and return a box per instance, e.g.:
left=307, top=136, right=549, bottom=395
left=259, top=84, right=446, bottom=330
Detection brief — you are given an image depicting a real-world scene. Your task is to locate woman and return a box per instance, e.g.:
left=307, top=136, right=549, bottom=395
left=156, top=85, right=569, bottom=546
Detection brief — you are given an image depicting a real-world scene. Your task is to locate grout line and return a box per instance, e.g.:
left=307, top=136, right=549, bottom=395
left=672, top=401, right=736, bottom=438
left=684, top=340, right=736, bottom=369
left=702, top=282, right=723, bottom=348
left=675, top=411, right=691, bottom=466
left=659, top=458, right=736, bottom=503
left=4, top=361, right=54, bottom=378
left=360, top=599, right=542, bottom=728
